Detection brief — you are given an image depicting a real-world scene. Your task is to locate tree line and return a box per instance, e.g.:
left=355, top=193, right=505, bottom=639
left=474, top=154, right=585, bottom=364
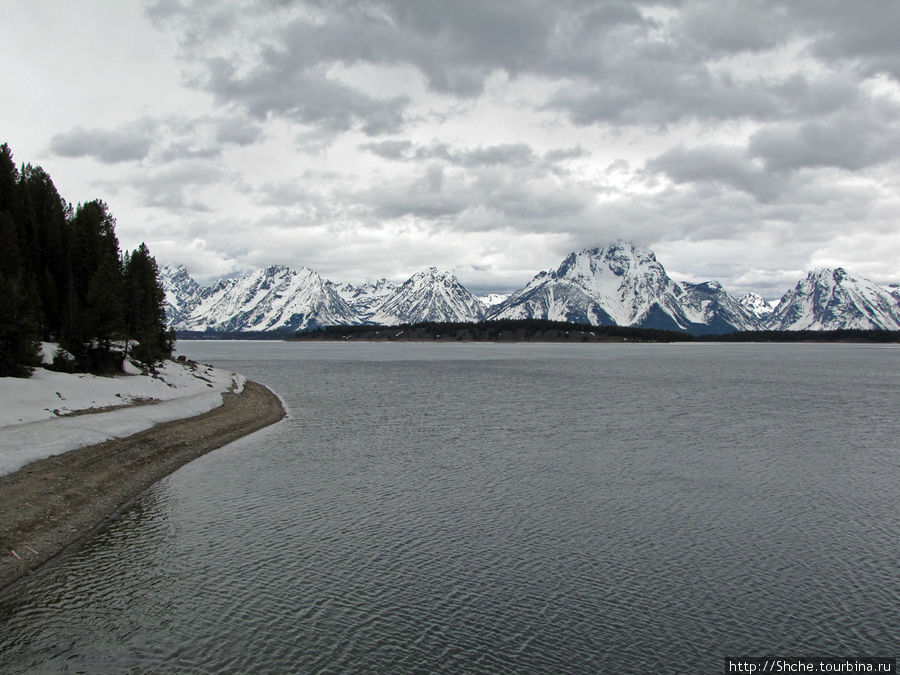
left=0, top=142, right=172, bottom=377
left=694, top=328, right=900, bottom=342
left=293, top=319, right=693, bottom=342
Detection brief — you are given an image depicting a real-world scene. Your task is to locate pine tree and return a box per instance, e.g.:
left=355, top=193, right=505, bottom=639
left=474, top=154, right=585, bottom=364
left=124, top=243, right=172, bottom=364
left=0, top=145, right=23, bottom=286
left=0, top=144, right=22, bottom=224
left=0, top=211, right=20, bottom=278
left=0, top=143, right=172, bottom=376
left=19, top=164, right=69, bottom=339
left=0, top=272, right=41, bottom=377
left=66, top=199, right=125, bottom=367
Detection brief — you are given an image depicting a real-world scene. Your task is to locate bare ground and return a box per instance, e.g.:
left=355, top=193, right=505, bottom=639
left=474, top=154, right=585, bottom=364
left=0, top=380, right=285, bottom=590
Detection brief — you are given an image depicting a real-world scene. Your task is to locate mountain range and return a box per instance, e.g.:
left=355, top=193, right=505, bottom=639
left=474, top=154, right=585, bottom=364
left=162, top=241, right=900, bottom=335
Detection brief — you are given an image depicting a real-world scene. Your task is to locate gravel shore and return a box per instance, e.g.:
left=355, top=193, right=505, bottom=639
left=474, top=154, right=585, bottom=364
left=0, top=380, right=285, bottom=590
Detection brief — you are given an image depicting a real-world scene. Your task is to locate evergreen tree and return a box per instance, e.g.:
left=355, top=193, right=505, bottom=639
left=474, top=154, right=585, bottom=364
left=0, top=146, right=22, bottom=281
left=65, top=200, right=125, bottom=365
left=19, top=165, right=69, bottom=339
left=0, top=144, right=22, bottom=224
left=0, top=143, right=172, bottom=375
left=0, top=210, right=20, bottom=278
left=0, top=272, right=41, bottom=377
left=124, top=243, right=172, bottom=363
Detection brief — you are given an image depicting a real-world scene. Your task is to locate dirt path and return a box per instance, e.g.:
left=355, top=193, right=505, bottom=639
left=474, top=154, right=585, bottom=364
left=0, top=380, right=285, bottom=590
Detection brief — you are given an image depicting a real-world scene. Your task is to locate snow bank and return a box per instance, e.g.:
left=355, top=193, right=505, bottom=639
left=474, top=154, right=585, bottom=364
left=0, top=359, right=245, bottom=476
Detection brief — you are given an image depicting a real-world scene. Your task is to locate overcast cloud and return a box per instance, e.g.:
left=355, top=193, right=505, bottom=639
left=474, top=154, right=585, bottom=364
left=2, top=0, right=900, bottom=299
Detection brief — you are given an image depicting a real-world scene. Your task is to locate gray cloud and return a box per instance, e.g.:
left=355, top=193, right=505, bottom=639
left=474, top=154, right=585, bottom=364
left=544, top=146, right=590, bottom=163
left=647, top=145, right=785, bottom=202
left=204, top=57, right=408, bottom=135
left=155, top=141, right=221, bottom=163
left=546, top=62, right=866, bottom=129
left=49, top=113, right=273, bottom=166
left=457, top=144, right=534, bottom=167
left=785, top=1, right=900, bottom=79
left=131, top=161, right=226, bottom=211
left=50, top=121, right=156, bottom=163
left=280, top=0, right=559, bottom=96
left=368, top=165, right=470, bottom=219
left=748, top=105, right=900, bottom=172
left=676, top=1, right=791, bottom=55
left=483, top=180, right=591, bottom=220
left=360, top=139, right=414, bottom=160
left=31, top=1, right=900, bottom=296
left=361, top=140, right=583, bottom=172
left=356, top=156, right=595, bottom=230
left=148, top=1, right=900, bottom=137
left=214, top=115, right=264, bottom=145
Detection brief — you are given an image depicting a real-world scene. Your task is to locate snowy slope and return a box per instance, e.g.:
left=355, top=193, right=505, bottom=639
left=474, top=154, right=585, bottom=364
left=161, top=254, right=899, bottom=334
left=487, top=241, right=755, bottom=334
left=0, top=360, right=240, bottom=426
left=333, top=278, right=398, bottom=318
left=161, top=264, right=205, bottom=326
left=888, top=284, right=900, bottom=307
left=478, top=293, right=509, bottom=307
left=764, top=268, right=900, bottom=330
left=738, top=292, right=774, bottom=319
left=177, top=265, right=361, bottom=332
left=0, top=359, right=244, bottom=475
left=485, top=269, right=617, bottom=325
left=680, top=281, right=760, bottom=333
left=370, top=267, right=487, bottom=325
left=488, top=242, right=672, bottom=326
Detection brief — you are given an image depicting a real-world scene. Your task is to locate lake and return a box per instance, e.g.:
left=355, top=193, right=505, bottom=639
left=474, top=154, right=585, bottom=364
left=0, top=342, right=897, bottom=672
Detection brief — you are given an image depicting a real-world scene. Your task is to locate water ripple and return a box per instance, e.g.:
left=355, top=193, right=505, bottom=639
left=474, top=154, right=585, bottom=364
left=1, top=343, right=897, bottom=672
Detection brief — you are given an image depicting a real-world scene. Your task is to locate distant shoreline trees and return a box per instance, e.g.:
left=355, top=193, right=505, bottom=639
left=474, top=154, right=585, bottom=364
left=0, top=142, right=172, bottom=377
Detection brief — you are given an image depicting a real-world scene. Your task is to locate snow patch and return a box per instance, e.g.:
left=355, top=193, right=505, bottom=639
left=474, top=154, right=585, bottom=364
left=0, top=359, right=245, bottom=476
left=478, top=293, right=509, bottom=307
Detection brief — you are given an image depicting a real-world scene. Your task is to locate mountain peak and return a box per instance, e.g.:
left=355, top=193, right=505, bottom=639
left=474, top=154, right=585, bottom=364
left=164, top=263, right=359, bottom=332
left=371, top=268, right=485, bottom=325
left=807, top=266, right=848, bottom=281
left=163, top=253, right=899, bottom=334
left=593, top=239, right=655, bottom=260
left=766, top=266, right=900, bottom=330
left=412, top=266, right=451, bottom=280
left=738, top=292, right=774, bottom=319
left=556, top=242, right=651, bottom=279
left=259, top=263, right=295, bottom=276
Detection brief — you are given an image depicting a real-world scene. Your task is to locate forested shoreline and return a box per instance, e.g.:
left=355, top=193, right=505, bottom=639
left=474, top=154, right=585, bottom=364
left=287, top=320, right=899, bottom=343
left=0, top=143, right=171, bottom=377
left=290, top=320, right=691, bottom=342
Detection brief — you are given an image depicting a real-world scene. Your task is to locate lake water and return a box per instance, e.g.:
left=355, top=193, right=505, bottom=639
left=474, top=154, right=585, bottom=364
left=1, top=342, right=897, bottom=673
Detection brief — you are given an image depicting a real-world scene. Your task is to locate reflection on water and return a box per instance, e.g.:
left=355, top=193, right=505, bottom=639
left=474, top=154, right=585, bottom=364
left=0, top=343, right=898, bottom=672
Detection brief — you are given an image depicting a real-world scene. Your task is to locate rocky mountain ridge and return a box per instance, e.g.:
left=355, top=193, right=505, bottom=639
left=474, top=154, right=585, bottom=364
left=763, top=267, right=900, bottom=330
left=484, top=242, right=760, bottom=333
left=161, top=243, right=900, bottom=334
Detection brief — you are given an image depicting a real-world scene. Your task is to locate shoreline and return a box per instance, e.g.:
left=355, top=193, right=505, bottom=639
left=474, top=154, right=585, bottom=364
left=0, top=380, right=286, bottom=591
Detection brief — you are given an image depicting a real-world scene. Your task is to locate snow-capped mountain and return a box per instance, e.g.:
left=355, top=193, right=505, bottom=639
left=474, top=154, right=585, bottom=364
left=160, top=264, right=206, bottom=326
left=486, top=241, right=754, bottom=334
left=369, top=267, right=487, bottom=325
left=333, top=278, right=398, bottom=317
left=764, top=267, right=900, bottom=330
left=176, top=265, right=361, bottom=332
left=738, top=292, right=775, bottom=319
left=888, top=284, right=900, bottom=307
left=161, top=250, right=899, bottom=334
left=679, top=281, right=760, bottom=333
left=478, top=293, right=509, bottom=307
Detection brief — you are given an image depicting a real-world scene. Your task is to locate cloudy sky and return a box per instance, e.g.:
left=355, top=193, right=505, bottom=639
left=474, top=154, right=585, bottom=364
left=3, top=1, right=900, bottom=299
